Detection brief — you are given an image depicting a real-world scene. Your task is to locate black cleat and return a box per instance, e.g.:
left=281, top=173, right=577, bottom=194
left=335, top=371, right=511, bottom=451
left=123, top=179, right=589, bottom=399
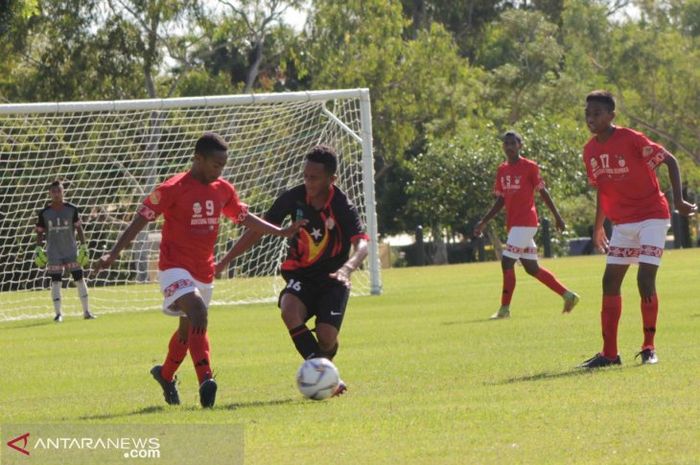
left=199, top=378, right=217, bottom=408
left=635, top=348, right=658, bottom=365
left=578, top=352, right=622, bottom=369
left=150, top=365, right=180, bottom=405
left=53, top=314, right=63, bottom=323
left=83, top=312, right=97, bottom=320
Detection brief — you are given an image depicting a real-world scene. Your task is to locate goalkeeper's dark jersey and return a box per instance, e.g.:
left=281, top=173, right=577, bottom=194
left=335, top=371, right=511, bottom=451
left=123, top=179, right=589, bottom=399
left=36, top=203, right=81, bottom=261
left=265, top=185, right=369, bottom=280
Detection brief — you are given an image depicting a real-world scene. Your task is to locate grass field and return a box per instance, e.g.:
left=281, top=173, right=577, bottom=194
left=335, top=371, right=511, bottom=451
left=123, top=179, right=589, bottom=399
left=1, top=250, right=699, bottom=465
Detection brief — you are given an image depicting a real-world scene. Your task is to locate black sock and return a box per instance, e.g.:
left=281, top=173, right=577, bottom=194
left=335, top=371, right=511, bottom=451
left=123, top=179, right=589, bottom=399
left=289, top=324, right=320, bottom=359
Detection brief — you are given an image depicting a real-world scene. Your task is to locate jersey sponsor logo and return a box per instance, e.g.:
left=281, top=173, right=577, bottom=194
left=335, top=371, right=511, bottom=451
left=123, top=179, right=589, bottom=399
left=590, top=153, right=630, bottom=179
left=329, top=310, right=343, bottom=316
left=163, top=278, right=195, bottom=298
left=149, top=190, right=161, bottom=205
left=500, top=175, right=522, bottom=192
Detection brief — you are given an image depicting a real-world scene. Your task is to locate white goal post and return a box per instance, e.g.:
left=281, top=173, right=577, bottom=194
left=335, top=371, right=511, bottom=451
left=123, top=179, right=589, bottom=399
left=0, top=89, right=381, bottom=321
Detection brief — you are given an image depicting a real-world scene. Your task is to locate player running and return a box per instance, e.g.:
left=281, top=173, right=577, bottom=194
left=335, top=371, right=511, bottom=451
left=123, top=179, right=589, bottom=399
left=473, top=131, right=579, bottom=320
left=216, top=145, right=369, bottom=397
left=35, top=180, right=95, bottom=322
left=93, top=133, right=306, bottom=407
left=578, top=90, right=696, bottom=368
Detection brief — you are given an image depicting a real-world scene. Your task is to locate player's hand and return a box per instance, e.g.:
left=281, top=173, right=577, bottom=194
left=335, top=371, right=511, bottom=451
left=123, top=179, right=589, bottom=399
left=77, top=243, right=90, bottom=267
left=675, top=200, right=697, bottom=217
left=555, top=217, right=566, bottom=232
left=34, top=246, right=48, bottom=267
left=280, top=219, right=308, bottom=237
left=472, top=221, right=485, bottom=238
left=330, top=265, right=353, bottom=288
left=592, top=226, right=609, bottom=254
left=214, top=261, right=227, bottom=276
left=93, top=253, right=117, bottom=274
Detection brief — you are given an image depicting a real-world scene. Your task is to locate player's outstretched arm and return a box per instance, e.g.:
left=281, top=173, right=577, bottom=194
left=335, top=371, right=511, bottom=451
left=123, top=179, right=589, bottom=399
left=329, top=238, right=369, bottom=288
left=241, top=212, right=307, bottom=237
left=215, top=228, right=264, bottom=275
left=662, top=153, right=698, bottom=217
left=473, top=197, right=505, bottom=237
left=539, top=188, right=566, bottom=231
left=93, top=214, right=149, bottom=273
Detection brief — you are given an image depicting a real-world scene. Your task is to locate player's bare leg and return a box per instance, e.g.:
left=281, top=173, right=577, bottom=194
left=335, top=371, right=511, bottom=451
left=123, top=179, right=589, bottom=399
left=520, top=258, right=579, bottom=313
left=636, top=263, right=659, bottom=364
left=281, top=294, right=320, bottom=360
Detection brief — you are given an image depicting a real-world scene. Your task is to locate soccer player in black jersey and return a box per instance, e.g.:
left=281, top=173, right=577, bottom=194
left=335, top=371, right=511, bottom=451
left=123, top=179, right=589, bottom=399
left=216, top=145, right=369, bottom=396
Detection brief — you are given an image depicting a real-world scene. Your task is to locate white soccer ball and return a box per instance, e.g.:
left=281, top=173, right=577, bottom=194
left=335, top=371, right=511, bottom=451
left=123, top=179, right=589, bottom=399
left=296, top=357, right=340, bottom=400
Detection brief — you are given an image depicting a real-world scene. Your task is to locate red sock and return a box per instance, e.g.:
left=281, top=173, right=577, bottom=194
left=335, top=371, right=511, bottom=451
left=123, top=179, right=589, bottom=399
left=188, top=326, right=212, bottom=384
left=501, top=268, right=516, bottom=306
left=601, top=295, right=622, bottom=359
left=161, top=331, right=189, bottom=382
left=641, top=294, right=658, bottom=349
left=534, top=268, right=567, bottom=296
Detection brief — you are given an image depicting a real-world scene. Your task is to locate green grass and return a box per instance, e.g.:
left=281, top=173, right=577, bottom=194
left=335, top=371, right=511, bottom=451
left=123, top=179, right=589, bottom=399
left=2, top=250, right=699, bottom=465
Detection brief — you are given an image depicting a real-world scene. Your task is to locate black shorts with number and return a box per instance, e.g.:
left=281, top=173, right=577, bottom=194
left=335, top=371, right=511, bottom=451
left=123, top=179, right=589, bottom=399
left=278, top=271, right=350, bottom=330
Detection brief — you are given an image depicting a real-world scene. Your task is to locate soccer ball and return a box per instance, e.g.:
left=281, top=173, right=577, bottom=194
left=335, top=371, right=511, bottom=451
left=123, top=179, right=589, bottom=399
left=296, top=357, right=340, bottom=400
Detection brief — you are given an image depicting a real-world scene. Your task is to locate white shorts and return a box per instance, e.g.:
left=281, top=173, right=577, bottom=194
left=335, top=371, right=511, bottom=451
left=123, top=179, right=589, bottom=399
left=607, top=219, right=670, bottom=266
left=502, top=227, right=539, bottom=260
left=158, top=268, right=213, bottom=317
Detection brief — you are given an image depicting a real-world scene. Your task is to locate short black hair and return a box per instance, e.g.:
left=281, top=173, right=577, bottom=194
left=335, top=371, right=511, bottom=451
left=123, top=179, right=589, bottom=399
left=49, top=180, right=64, bottom=189
left=195, top=132, right=228, bottom=157
left=586, top=90, right=615, bottom=112
left=305, top=145, right=338, bottom=175
left=502, top=131, right=522, bottom=143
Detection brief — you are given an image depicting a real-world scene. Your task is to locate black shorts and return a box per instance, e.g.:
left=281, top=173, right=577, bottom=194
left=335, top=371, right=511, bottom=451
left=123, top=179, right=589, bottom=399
left=278, top=272, right=350, bottom=330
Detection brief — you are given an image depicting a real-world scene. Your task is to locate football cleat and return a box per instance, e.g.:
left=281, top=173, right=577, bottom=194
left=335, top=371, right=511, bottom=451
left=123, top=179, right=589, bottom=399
left=635, top=348, right=658, bottom=365
left=331, top=379, right=347, bottom=397
left=490, top=306, right=510, bottom=320
left=53, top=314, right=63, bottom=323
left=83, top=312, right=97, bottom=320
left=199, top=378, right=218, bottom=408
left=562, top=291, right=580, bottom=313
left=578, top=352, right=622, bottom=369
left=150, top=365, right=180, bottom=405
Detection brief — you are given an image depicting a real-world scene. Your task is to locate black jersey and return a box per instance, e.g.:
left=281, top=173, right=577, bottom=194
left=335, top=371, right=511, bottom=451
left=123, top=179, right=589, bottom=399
left=265, top=185, right=368, bottom=279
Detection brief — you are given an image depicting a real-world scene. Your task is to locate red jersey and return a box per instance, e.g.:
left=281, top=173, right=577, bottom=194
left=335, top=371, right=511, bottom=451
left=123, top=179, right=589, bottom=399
left=138, top=172, right=248, bottom=283
left=493, top=157, right=545, bottom=229
left=583, top=127, right=670, bottom=224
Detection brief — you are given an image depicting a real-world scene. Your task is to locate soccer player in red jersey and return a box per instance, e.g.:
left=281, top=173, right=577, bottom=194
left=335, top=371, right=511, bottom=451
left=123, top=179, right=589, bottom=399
left=474, top=131, right=579, bottom=320
left=93, top=133, right=306, bottom=407
left=578, top=90, right=696, bottom=368
left=216, top=145, right=369, bottom=397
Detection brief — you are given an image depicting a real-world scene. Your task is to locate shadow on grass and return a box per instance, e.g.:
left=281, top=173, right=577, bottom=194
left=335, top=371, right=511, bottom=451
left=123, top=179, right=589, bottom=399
left=489, top=366, right=635, bottom=385
left=80, top=405, right=166, bottom=420
left=218, top=398, right=297, bottom=410
left=0, top=320, right=55, bottom=330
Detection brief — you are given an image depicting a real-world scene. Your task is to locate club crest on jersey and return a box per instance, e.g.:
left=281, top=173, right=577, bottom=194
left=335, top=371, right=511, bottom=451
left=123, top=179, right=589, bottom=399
left=616, top=155, right=626, bottom=167
left=325, top=217, right=335, bottom=230
left=192, top=202, right=203, bottom=218
left=149, top=190, right=161, bottom=205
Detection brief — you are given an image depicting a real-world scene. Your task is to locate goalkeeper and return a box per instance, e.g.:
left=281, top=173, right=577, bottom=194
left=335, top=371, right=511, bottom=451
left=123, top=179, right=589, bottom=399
left=35, top=180, right=95, bottom=322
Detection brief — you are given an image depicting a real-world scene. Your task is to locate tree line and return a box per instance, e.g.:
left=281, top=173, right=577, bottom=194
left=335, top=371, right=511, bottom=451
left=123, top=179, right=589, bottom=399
left=2, top=0, right=699, bottom=245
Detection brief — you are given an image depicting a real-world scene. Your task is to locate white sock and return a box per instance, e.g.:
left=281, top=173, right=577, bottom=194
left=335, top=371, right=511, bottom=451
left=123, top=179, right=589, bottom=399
left=51, top=281, right=62, bottom=315
left=76, top=279, right=90, bottom=314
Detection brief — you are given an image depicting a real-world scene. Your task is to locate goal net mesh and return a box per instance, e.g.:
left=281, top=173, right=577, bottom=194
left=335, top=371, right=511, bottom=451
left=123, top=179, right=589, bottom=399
left=0, top=92, right=376, bottom=321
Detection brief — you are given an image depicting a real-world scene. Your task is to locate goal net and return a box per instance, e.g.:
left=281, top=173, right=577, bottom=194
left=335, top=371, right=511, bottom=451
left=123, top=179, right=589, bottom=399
left=0, top=89, right=381, bottom=321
